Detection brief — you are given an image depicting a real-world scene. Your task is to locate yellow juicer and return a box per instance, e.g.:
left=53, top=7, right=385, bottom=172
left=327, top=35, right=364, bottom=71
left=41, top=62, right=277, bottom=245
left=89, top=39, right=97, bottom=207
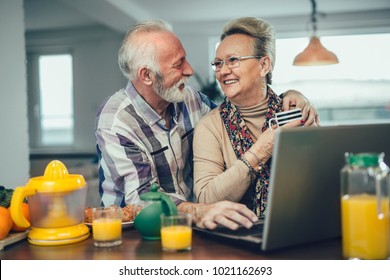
left=10, top=160, right=90, bottom=245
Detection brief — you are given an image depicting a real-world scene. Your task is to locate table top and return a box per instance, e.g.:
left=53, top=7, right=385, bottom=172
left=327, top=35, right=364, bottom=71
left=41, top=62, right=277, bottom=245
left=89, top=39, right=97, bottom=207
left=0, top=227, right=342, bottom=260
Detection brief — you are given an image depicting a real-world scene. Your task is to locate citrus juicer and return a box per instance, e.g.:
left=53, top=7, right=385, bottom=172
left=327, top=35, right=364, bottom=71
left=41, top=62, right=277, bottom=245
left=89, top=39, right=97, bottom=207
left=10, top=160, right=90, bottom=245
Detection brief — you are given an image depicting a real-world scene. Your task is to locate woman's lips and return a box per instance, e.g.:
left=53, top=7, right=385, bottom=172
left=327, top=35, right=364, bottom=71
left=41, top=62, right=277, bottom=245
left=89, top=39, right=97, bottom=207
left=224, top=79, right=238, bottom=85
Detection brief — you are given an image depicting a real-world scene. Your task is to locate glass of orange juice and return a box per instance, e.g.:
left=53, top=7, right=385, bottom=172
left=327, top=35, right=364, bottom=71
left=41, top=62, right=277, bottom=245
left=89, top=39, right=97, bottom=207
left=160, top=213, right=192, bottom=252
left=92, top=206, right=122, bottom=247
left=341, top=194, right=389, bottom=259
left=340, top=152, right=390, bottom=260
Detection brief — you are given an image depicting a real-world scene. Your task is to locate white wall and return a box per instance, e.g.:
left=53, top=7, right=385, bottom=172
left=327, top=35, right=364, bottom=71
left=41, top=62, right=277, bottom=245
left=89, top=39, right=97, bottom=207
left=0, top=0, right=30, bottom=188
left=26, top=27, right=127, bottom=154
left=72, top=36, right=127, bottom=152
left=180, top=33, right=214, bottom=88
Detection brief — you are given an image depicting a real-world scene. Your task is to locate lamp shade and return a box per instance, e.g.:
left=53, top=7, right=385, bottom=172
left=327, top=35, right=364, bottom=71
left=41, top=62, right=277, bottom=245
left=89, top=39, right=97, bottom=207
left=293, top=36, right=339, bottom=66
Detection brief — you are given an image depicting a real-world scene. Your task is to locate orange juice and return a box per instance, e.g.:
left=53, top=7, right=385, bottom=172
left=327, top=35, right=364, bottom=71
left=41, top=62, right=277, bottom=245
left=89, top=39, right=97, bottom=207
left=341, top=194, right=389, bottom=259
left=92, top=218, right=122, bottom=241
left=161, top=225, right=192, bottom=251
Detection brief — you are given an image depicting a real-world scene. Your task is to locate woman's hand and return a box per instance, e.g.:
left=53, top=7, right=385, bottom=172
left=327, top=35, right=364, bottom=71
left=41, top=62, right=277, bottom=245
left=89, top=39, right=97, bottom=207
left=281, top=90, right=320, bottom=126
left=248, top=119, right=303, bottom=165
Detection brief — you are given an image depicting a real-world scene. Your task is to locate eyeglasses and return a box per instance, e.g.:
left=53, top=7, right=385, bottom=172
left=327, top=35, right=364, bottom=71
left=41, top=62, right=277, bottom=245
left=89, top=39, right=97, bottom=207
left=211, top=55, right=262, bottom=72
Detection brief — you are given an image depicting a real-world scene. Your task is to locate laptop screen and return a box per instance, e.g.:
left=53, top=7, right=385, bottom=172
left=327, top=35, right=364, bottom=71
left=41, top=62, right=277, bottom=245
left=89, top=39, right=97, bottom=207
left=262, top=123, right=390, bottom=251
left=194, top=123, right=390, bottom=252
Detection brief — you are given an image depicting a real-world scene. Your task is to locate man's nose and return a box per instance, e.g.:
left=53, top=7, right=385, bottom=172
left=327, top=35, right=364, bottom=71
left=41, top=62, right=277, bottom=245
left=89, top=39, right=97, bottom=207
left=183, top=60, right=194, bottom=77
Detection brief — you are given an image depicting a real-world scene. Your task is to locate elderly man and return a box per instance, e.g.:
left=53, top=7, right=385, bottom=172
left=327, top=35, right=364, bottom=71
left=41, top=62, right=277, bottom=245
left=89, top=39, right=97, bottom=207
left=96, top=20, right=318, bottom=230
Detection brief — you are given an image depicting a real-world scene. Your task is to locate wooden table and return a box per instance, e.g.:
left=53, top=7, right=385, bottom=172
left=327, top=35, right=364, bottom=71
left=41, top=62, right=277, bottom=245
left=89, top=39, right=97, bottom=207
left=0, top=226, right=342, bottom=260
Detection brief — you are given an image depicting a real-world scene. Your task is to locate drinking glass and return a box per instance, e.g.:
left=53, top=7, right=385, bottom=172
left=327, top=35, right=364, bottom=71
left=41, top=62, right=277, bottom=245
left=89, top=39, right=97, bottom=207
left=92, top=206, right=122, bottom=247
left=160, top=213, right=192, bottom=252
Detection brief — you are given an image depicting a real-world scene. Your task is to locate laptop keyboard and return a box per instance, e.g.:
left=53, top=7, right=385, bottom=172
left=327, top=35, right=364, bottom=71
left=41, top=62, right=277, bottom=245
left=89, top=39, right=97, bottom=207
left=213, top=220, right=264, bottom=237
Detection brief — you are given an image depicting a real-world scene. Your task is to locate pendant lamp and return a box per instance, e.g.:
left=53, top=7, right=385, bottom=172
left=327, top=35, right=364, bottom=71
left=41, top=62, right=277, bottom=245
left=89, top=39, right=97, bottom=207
left=293, top=0, right=339, bottom=66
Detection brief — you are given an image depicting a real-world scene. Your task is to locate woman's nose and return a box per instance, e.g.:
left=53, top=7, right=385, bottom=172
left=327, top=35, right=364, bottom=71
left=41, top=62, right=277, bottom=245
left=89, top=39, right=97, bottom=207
left=219, top=63, right=232, bottom=75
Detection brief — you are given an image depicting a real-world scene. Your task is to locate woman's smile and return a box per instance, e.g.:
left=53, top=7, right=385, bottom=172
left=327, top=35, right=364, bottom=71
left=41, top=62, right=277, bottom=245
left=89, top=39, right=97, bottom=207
left=223, top=79, right=239, bottom=85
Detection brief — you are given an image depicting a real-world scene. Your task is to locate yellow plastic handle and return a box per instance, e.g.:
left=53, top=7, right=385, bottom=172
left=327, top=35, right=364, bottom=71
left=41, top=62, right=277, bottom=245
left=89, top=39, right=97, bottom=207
left=10, top=186, right=37, bottom=228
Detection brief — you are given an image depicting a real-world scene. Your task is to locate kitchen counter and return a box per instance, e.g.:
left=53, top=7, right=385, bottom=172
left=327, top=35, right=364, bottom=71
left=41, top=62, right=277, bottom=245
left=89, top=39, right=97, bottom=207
left=1, top=227, right=342, bottom=260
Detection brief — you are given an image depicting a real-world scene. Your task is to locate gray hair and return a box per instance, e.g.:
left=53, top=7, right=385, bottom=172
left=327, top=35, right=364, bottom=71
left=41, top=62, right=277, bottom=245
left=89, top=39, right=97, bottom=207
left=220, top=17, right=275, bottom=84
left=118, top=20, right=174, bottom=80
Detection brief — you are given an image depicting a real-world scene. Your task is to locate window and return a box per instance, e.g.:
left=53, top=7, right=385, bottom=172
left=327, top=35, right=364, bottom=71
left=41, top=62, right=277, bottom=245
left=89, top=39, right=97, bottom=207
left=272, top=33, right=390, bottom=125
left=28, top=53, right=74, bottom=148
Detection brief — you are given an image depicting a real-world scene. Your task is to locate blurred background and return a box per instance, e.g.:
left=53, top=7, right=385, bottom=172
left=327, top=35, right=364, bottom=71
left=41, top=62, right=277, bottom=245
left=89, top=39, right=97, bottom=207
left=1, top=0, right=389, bottom=188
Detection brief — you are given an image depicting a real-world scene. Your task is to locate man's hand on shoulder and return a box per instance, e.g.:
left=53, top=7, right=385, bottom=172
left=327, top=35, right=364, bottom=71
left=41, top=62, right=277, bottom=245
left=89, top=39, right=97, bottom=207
left=281, top=89, right=320, bottom=127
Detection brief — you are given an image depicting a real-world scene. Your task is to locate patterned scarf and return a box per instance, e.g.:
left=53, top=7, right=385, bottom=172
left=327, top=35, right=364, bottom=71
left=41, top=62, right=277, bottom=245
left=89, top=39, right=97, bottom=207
left=219, top=87, right=283, bottom=217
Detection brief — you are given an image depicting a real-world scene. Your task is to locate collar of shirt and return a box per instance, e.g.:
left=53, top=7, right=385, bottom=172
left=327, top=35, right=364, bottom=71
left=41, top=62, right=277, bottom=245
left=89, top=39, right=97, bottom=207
left=126, top=82, right=180, bottom=128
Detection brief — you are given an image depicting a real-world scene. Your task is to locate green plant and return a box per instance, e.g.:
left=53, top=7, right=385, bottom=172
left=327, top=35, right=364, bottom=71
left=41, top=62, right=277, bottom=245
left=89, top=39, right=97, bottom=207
left=0, top=186, right=14, bottom=208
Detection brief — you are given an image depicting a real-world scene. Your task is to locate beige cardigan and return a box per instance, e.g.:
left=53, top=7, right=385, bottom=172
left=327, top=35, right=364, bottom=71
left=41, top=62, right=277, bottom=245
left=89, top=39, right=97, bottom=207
left=193, top=99, right=269, bottom=205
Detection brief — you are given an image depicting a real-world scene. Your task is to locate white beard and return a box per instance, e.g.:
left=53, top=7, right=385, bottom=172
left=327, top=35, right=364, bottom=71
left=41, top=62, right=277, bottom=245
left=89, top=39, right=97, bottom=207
left=153, top=74, right=188, bottom=103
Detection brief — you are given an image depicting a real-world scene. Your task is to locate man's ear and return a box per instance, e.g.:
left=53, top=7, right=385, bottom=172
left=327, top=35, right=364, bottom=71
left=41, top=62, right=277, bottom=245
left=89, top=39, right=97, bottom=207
left=260, top=56, right=271, bottom=77
left=138, top=67, right=153, bottom=86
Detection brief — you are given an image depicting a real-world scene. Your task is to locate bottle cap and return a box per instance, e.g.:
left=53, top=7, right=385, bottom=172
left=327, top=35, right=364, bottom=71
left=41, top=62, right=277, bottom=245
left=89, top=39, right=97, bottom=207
left=346, top=153, right=383, bottom=167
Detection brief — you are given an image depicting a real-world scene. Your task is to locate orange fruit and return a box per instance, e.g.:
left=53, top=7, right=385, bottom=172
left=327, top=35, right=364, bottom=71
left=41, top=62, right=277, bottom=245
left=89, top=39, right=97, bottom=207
left=0, top=206, right=13, bottom=240
left=9, top=203, right=30, bottom=232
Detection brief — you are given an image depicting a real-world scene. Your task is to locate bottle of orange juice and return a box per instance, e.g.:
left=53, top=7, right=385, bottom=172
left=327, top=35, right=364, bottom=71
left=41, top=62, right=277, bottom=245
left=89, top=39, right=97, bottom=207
left=340, top=153, right=389, bottom=260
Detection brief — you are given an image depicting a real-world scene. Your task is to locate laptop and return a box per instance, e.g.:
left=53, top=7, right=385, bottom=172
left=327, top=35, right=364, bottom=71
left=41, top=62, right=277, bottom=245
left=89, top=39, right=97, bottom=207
left=194, top=122, right=390, bottom=251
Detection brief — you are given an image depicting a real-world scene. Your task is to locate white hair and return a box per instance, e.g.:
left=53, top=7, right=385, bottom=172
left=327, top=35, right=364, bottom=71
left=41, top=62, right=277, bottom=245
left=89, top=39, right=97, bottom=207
left=118, top=20, right=174, bottom=81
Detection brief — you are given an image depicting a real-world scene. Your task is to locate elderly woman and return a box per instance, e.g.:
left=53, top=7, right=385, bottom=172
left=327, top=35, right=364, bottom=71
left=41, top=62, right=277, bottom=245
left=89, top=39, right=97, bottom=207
left=193, top=17, right=317, bottom=223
